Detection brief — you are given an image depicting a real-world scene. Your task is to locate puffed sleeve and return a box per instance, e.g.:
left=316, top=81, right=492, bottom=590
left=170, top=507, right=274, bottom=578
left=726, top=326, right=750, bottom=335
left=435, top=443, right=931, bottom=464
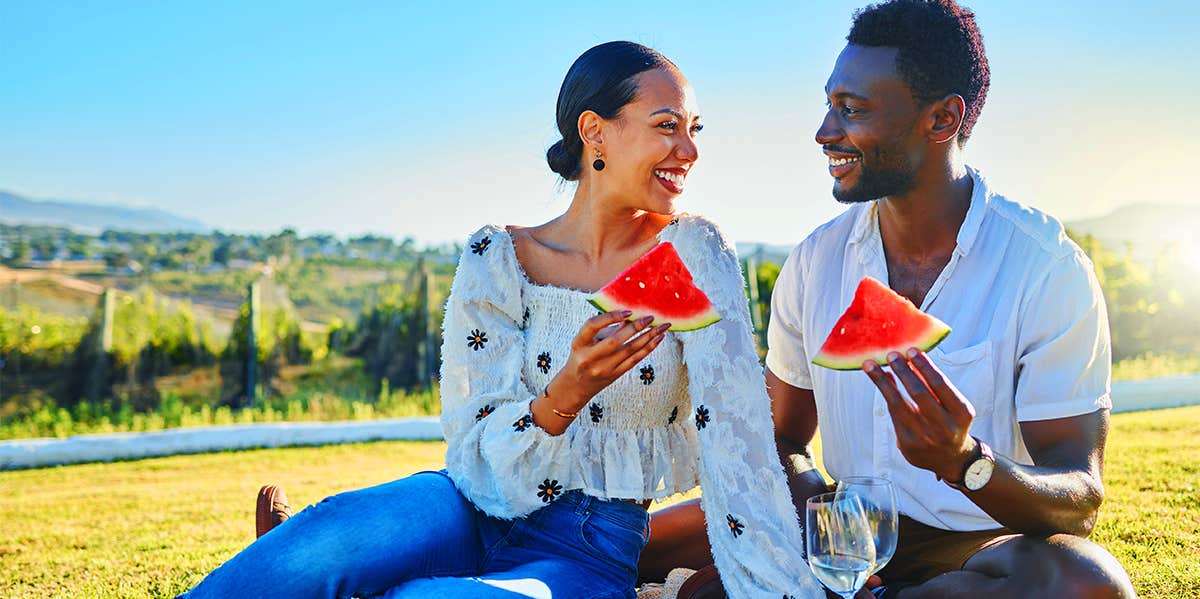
left=440, top=226, right=575, bottom=519
left=664, top=217, right=823, bottom=599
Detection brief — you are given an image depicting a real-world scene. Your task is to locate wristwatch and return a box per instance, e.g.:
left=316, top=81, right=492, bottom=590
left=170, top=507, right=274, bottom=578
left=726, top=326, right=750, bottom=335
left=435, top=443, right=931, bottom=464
left=943, top=436, right=995, bottom=492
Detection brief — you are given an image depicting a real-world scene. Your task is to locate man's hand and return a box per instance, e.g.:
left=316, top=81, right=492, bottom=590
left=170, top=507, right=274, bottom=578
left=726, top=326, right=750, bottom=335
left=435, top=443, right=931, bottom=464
left=862, top=347, right=977, bottom=482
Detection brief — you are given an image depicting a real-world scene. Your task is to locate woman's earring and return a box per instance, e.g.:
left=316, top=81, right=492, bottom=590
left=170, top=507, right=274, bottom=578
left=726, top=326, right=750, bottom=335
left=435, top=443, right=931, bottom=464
left=592, top=149, right=605, bottom=172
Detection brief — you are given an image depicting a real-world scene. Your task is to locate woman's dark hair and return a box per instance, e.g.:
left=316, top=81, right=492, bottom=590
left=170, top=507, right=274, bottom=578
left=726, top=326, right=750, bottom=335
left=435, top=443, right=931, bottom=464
left=848, top=0, right=989, bottom=143
left=546, top=41, right=677, bottom=180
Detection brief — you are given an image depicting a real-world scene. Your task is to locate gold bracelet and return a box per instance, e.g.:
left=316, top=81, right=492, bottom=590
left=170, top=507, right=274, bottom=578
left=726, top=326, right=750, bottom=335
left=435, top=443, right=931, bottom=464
left=538, top=385, right=579, bottom=419
left=551, top=407, right=579, bottom=419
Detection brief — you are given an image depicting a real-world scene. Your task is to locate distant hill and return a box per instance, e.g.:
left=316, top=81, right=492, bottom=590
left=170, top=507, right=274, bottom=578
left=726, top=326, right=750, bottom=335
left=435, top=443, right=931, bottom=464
left=0, top=190, right=209, bottom=233
left=1065, top=203, right=1198, bottom=260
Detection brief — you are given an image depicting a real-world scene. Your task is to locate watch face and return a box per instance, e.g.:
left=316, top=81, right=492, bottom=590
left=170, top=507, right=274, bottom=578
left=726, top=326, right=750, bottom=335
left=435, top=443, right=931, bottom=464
left=964, top=458, right=995, bottom=491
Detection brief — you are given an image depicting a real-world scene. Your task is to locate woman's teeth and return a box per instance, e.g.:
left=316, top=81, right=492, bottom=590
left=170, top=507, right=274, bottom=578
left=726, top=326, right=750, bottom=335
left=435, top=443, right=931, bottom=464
left=654, top=170, right=685, bottom=184
left=829, top=156, right=860, bottom=167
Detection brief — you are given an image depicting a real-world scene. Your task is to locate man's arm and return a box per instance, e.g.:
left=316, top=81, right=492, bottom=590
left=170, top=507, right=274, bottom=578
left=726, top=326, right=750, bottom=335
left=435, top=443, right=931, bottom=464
left=768, top=367, right=829, bottom=518
left=972, top=410, right=1108, bottom=536
left=864, top=351, right=1107, bottom=537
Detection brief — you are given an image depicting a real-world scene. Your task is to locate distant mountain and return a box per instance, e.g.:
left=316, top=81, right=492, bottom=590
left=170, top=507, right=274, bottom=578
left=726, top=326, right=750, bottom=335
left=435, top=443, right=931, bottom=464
left=0, top=190, right=210, bottom=233
left=1065, top=203, right=1198, bottom=259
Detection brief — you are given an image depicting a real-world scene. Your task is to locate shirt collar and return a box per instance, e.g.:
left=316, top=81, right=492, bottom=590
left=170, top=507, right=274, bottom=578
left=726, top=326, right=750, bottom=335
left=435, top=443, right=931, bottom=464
left=846, top=165, right=992, bottom=257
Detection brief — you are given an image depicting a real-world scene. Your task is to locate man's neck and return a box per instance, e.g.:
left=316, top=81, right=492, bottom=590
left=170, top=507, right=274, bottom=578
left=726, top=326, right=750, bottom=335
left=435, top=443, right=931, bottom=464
left=877, top=160, right=973, bottom=262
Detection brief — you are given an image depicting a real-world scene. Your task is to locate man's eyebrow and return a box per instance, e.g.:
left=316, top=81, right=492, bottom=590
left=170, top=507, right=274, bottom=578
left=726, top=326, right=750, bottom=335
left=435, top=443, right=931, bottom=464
left=828, top=90, right=869, bottom=102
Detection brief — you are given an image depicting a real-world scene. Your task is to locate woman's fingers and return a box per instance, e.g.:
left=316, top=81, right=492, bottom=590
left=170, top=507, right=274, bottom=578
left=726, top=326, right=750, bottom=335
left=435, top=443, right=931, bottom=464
left=613, top=324, right=669, bottom=373
left=598, top=315, right=655, bottom=350
left=574, top=310, right=632, bottom=349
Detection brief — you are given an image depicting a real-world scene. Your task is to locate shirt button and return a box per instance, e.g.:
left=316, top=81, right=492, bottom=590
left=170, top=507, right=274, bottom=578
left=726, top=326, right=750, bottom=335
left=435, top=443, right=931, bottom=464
left=875, top=406, right=886, bottom=417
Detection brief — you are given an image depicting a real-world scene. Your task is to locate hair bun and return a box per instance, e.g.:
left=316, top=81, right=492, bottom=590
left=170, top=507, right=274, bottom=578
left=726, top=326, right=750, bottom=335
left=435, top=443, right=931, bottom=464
left=546, top=139, right=581, bottom=180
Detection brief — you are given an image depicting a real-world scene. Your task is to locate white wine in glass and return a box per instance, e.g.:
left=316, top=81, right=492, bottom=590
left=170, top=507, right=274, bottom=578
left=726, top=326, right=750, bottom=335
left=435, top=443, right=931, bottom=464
left=806, top=491, right=876, bottom=598
left=837, top=476, right=899, bottom=575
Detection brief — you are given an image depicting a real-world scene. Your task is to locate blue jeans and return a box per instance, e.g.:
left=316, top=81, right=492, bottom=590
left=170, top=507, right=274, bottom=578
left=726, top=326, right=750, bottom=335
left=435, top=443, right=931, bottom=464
left=179, top=470, right=650, bottom=598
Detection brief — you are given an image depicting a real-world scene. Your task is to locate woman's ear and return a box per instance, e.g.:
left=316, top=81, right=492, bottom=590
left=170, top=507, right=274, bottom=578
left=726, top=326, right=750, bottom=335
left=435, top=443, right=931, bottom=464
left=577, top=110, right=605, bottom=152
left=928, top=94, right=965, bottom=144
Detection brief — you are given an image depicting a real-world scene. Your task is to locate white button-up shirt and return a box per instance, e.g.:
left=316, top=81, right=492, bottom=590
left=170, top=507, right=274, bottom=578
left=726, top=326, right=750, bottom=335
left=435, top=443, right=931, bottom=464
left=766, top=166, right=1112, bottom=532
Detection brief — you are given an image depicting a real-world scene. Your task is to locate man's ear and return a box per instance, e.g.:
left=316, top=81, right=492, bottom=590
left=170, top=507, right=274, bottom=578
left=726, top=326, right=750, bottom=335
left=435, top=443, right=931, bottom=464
left=578, top=110, right=605, bottom=152
left=928, top=94, right=965, bottom=144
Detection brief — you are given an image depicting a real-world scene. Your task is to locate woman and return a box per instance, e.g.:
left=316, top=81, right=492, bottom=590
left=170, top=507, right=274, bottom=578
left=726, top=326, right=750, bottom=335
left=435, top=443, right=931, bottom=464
left=180, top=41, right=822, bottom=599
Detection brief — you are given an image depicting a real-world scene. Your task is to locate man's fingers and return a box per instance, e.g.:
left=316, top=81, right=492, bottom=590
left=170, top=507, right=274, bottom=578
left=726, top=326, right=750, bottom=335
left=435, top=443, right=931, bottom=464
left=576, top=310, right=632, bottom=347
left=887, top=352, right=946, bottom=424
left=862, top=360, right=918, bottom=429
left=907, top=348, right=976, bottom=425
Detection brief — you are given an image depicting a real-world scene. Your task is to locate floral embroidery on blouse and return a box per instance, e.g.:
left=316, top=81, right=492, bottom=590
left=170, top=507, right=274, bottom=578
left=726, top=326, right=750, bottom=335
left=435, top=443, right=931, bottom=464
left=639, top=364, right=655, bottom=385
left=726, top=514, right=744, bottom=538
left=589, top=403, right=604, bottom=423
left=695, top=405, right=710, bottom=430
left=667, top=405, right=679, bottom=425
left=475, top=405, right=495, bottom=421
left=512, top=413, right=533, bottom=432
left=536, top=351, right=552, bottom=374
left=467, top=329, right=488, bottom=351
left=470, top=236, right=492, bottom=255
left=537, top=479, right=563, bottom=503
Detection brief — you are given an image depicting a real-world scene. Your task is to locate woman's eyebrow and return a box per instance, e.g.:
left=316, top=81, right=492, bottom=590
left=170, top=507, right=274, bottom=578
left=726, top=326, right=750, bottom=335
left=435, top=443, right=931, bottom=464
left=650, top=107, right=701, bottom=121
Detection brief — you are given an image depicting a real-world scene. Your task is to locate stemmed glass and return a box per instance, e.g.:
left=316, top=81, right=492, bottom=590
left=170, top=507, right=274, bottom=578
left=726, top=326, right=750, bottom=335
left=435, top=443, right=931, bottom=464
left=836, top=476, right=899, bottom=576
left=805, top=491, right=876, bottom=598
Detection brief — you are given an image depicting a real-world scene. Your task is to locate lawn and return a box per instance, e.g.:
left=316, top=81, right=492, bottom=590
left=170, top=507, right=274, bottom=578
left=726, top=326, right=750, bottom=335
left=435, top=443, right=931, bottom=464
left=1, top=406, right=1197, bottom=598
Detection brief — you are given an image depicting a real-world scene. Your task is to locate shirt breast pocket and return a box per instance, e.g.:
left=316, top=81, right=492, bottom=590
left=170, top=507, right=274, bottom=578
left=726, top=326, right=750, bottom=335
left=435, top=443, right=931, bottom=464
left=927, top=341, right=995, bottom=436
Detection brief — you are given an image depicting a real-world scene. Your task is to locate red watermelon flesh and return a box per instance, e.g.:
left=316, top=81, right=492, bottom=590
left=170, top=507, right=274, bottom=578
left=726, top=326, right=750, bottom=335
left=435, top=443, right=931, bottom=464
left=812, top=276, right=951, bottom=370
left=587, top=242, right=721, bottom=332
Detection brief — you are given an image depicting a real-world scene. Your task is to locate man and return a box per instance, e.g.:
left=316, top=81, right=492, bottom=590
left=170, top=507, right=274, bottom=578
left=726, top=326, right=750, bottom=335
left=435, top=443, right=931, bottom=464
left=640, top=1, right=1136, bottom=597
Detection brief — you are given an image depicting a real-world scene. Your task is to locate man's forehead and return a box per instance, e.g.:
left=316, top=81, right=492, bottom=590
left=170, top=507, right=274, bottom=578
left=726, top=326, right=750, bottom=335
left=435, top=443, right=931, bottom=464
left=825, top=44, right=901, bottom=96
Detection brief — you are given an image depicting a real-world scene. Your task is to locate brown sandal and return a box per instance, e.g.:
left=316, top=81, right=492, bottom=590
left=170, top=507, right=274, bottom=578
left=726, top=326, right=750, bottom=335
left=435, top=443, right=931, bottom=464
left=676, top=564, right=725, bottom=599
left=255, top=484, right=294, bottom=538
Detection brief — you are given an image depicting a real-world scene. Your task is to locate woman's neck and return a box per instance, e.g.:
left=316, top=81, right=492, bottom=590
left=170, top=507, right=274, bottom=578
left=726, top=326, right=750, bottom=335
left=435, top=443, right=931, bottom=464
left=552, top=182, right=665, bottom=264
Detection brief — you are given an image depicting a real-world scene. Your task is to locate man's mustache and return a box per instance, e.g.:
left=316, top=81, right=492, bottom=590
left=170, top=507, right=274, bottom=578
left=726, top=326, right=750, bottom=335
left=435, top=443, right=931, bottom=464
left=823, top=145, right=861, bottom=156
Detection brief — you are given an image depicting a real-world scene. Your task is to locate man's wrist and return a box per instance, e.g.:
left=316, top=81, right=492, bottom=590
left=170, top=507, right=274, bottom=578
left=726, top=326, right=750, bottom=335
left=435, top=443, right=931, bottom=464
left=937, top=437, right=981, bottom=484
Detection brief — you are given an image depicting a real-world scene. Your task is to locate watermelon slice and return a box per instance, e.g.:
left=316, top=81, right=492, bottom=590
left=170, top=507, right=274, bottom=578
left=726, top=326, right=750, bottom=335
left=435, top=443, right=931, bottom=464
left=587, top=242, right=721, bottom=332
left=812, top=276, right=951, bottom=370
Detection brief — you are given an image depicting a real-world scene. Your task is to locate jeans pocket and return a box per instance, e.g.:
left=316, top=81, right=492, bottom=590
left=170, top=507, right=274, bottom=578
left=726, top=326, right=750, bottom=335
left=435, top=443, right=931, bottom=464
left=577, top=511, right=648, bottom=575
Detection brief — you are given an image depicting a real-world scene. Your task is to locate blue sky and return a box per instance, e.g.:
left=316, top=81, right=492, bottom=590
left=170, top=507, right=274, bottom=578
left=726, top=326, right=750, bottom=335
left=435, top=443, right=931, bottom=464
left=1, top=1, right=1197, bottom=245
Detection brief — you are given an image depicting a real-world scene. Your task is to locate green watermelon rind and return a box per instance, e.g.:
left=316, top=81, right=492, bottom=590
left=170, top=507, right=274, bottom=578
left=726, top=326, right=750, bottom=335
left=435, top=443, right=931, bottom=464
left=587, top=294, right=722, bottom=332
left=811, top=321, right=952, bottom=371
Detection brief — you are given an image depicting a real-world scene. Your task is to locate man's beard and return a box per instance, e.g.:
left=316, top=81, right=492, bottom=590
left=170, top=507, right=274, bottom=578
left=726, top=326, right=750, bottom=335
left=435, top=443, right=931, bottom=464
left=832, top=145, right=917, bottom=204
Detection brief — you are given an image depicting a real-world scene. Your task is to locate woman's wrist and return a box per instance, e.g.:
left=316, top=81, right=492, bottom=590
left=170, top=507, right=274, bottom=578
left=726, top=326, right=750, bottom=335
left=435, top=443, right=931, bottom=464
left=530, top=378, right=589, bottom=436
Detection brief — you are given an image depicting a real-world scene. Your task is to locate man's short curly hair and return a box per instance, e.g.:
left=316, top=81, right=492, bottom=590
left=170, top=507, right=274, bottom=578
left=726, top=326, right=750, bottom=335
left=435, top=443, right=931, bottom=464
left=848, top=0, right=990, bottom=143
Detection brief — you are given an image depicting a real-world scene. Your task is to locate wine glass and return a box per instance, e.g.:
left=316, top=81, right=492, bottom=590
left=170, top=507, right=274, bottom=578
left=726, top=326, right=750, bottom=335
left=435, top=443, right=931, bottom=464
left=805, top=491, right=876, bottom=599
left=837, top=476, right=899, bottom=575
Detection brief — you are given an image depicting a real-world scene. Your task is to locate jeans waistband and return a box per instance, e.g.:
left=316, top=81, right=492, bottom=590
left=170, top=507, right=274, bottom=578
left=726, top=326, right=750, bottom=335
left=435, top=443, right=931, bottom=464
left=552, top=491, right=649, bottom=530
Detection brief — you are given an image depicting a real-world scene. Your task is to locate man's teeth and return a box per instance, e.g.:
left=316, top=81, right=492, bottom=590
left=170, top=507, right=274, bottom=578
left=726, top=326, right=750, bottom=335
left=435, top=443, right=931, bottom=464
left=654, top=170, right=685, bottom=185
left=829, top=156, right=860, bottom=167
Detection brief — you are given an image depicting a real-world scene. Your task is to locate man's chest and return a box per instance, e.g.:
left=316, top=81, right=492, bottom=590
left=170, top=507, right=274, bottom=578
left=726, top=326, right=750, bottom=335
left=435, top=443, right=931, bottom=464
left=885, top=254, right=954, bottom=309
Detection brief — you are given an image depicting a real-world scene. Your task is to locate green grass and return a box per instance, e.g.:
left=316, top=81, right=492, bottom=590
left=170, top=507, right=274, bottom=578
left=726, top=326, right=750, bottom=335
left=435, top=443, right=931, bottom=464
left=1, top=407, right=1197, bottom=598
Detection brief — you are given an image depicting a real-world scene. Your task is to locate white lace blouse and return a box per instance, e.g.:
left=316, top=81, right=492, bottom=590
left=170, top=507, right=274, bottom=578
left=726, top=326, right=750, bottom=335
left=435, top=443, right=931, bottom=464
left=439, top=214, right=822, bottom=598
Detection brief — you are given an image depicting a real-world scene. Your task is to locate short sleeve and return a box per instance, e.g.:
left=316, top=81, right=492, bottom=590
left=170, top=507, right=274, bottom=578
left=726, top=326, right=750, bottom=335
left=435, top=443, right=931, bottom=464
left=1014, top=251, right=1112, bottom=422
left=666, top=217, right=824, bottom=599
left=765, top=244, right=813, bottom=390
left=439, top=226, right=575, bottom=519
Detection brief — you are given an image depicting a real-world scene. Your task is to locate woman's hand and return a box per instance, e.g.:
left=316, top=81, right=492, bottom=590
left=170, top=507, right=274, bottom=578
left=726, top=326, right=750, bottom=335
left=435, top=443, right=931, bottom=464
left=533, top=310, right=669, bottom=434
